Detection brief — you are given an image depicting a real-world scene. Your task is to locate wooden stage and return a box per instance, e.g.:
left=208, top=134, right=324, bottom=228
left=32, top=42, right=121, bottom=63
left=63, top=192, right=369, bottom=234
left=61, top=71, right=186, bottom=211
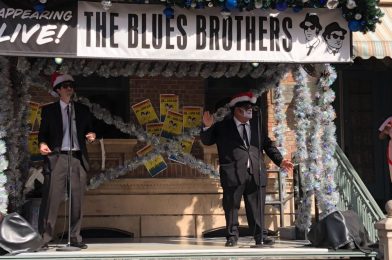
left=0, top=237, right=378, bottom=260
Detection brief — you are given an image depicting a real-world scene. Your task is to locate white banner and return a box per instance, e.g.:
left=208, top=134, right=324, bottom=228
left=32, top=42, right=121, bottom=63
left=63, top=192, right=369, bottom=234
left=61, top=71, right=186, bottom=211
left=76, top=2, right=351, bottom=63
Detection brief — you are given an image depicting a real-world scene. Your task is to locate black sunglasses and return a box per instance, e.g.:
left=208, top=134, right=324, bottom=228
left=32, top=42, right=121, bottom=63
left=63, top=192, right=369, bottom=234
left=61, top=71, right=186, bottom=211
left=331, top=33, right=344, bottom=40
left=239, top=104, right=255, bottom=109
left=304, top=25, right=316, bottom=30
left=61, top=82, right=74, bottom=89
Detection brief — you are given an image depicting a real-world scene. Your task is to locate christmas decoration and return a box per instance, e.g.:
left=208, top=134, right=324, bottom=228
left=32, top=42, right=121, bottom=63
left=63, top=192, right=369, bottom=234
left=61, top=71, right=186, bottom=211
left=0, top=57, right=10, bottom=214
left=273, top=81, right=288, bottom=200
left=292, top=65, right=313, bottom=231
left=15, top=57, right=341, bottom=229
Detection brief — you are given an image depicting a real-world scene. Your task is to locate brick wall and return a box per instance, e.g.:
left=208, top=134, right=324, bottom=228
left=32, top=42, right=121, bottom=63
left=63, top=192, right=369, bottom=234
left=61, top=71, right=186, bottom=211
left=29, top=86, right=57, bottom=104
left=129, top=76, right=205, bottom=123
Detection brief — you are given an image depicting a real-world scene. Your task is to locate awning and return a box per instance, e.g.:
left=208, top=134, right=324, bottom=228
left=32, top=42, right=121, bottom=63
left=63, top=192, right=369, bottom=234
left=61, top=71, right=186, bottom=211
left=353, top=7, right=392, bottom=59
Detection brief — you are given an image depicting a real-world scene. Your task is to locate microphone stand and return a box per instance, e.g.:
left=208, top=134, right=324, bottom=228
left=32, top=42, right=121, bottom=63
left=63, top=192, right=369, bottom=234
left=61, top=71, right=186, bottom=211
left=251, top=98, right=266, bottom=248
left=57, top=101, right=81, bottom=252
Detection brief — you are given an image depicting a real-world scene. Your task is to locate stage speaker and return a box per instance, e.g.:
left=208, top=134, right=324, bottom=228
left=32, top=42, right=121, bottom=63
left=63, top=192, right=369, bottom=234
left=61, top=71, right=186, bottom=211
left=0, top=212, right=44, bottom=255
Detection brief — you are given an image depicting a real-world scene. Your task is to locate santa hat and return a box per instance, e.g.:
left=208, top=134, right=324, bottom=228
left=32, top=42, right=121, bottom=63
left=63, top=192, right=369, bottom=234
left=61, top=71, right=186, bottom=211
left=229, top=91, right=257, bottom=107
left=51, top=72, right=74, bottom=90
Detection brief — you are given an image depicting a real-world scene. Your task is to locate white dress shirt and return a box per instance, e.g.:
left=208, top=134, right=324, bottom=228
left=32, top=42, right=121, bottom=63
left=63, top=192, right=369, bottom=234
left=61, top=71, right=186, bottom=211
left=234, top=117, right=251, bottom=168
left=60, top=100, right=80, bottom=151
left=233, top=117, right=251, bottom=147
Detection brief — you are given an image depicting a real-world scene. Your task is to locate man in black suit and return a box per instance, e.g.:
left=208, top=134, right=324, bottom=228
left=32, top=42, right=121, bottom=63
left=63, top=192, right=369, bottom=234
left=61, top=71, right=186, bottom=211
left=200, top=91, right=293, bottom=247
left=38, top=73, right=95, bottom=249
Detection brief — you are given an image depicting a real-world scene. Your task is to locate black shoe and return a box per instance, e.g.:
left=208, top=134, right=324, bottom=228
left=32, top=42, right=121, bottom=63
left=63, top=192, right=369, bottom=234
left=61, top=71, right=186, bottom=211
left=70, top=241, right=88, bottom=249
left=255, top=237, right=275, bottom=245
left=263, top=237, right=275, bottom=245
left=37, top=243, right=49, bottom=251
left=225, top=238, right=238, bottom=247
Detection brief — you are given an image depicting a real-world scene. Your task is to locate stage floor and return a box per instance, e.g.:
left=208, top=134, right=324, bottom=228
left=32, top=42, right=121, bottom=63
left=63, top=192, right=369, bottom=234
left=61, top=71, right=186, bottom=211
left=1, top=237, right=378, bottom=260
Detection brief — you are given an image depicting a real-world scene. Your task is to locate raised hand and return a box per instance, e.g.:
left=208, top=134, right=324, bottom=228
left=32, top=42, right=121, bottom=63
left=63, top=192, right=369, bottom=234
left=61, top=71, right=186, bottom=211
left=203, top=111, right=214, bottom=128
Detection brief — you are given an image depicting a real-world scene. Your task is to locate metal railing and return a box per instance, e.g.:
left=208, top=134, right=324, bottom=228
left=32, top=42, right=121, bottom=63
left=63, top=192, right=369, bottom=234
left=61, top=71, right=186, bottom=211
left=334, top=145, right=385, bottom=243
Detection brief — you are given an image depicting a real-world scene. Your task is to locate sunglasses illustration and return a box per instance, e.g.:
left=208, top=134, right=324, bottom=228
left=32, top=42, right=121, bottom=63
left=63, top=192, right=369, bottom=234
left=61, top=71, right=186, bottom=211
left=331, top=33, right=344, bottom=40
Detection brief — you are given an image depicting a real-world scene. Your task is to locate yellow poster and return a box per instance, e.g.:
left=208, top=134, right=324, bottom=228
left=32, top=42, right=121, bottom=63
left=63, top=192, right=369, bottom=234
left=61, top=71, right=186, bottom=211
left=160, top=94, right=179, bottom=121
left=168, top=137, right=195, bottom=164
left=136, top=144, right=167, bottom=177
left=183, top=106, right=202, bottom=131
left=146, top=122, right=163, bottom=137
left=161, top=110, right=183, bottom=141
left=28, top=102, right=40, bottom=131
left=28, top=132, right=41, bottom=156
left=35, top=106, right=42, bottom=130
left=180, top=137, right=195, bottom=154
left=132, top=99, right=159, bottom=126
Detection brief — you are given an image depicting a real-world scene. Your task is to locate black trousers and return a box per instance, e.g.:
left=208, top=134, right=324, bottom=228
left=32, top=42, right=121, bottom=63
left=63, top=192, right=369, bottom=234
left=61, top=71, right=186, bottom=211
left=40, top=153, right=87, bottom=243
left=222, top=171, right=266, bottom=241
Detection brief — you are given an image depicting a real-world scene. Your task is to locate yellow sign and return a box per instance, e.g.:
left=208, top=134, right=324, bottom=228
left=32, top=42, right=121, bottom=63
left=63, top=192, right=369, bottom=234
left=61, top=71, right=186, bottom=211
left=183, top=106, right=202, bottom=131
left=136, top=144, right=167, bottom=177
left=146, top=122, right=163, bottom=137
left=180, top=138, right=195, bottom=154
left=132, top=99, right=159, bottom=125
left=168, top=137, right=195, bottom=164
left=161, top=110, right=183, bottom=141
left=160, top=94, right=179, bottom=121
left=28, top=132, right=40, bottom=155
left=35, top=106, right=42, bottom=130
left=28, top=102, right=40, bottom=131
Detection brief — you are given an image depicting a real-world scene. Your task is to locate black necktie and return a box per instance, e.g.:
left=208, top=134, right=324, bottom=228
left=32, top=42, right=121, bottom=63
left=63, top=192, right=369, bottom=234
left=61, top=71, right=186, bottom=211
left=241, top=124, right=250, bottom=147
left=307, top=45, right=313, bottom=56
left=66, top=104, right=74, bottom=149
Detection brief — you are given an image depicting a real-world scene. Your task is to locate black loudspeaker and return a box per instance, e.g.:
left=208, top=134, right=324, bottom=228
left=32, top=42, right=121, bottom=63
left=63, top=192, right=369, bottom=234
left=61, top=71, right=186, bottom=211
left=0, top=212, right=44, bottom=255
left=308, top=210, right=373, bottom=251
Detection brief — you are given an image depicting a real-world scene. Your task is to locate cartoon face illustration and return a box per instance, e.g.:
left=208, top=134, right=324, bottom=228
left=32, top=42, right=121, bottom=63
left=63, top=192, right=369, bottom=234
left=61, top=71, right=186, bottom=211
left=168, top=120, right=177, bottom=129
left=300, top=13, right=322, bottom=42
left=165, top=103, right=174, bottom=111
left=322, top=22, right=347, bottom=55
left=299, top=13, right=322, bottom=56
left=140, top=111, right=150, bottom=117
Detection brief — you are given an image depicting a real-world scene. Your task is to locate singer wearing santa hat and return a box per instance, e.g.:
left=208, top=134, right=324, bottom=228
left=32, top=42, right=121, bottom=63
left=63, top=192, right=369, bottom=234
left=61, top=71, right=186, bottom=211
left=38, top=73, right=96, bottom=249
left=200, top=91, right=293, bottom=247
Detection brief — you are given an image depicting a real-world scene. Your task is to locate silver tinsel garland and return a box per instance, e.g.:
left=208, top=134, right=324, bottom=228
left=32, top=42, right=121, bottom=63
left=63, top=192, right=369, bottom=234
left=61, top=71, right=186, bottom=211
left=317, top=65, right=339, bottom=217
left=0, top=57, right=11, bottom=214
left=273, top=81, right=288, bottom=200
left=292, top=65, right=313, bottom=231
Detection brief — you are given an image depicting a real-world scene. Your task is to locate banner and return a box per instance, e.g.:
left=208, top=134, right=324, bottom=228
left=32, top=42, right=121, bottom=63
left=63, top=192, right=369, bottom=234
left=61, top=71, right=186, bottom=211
left=132, top=99, right=159, bottom=125
left=136, top=144, right=167, bottom=177
left=0, top=1, right=77, bottom=57
left=159, top=94, right=179, bottom=122
left=0, top=1, right=352, bottom=62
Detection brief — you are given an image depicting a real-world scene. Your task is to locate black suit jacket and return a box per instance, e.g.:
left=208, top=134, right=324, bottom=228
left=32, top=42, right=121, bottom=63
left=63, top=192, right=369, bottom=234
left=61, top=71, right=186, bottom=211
left=38, top=101, right=94, bottom=171
left=200, top=116, right=283, bottom=188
